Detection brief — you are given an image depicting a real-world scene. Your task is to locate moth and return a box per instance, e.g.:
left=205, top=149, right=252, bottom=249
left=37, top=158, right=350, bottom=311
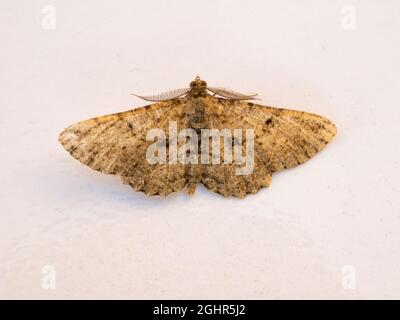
left=59, top=76, right=337, bottom=198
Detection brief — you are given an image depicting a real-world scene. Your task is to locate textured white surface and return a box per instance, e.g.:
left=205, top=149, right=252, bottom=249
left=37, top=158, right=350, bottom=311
left=1, top=0, right=400, bottom=299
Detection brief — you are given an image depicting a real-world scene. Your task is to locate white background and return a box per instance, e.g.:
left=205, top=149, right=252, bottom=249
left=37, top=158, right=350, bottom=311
left=1, top=0, right=399, bottom=299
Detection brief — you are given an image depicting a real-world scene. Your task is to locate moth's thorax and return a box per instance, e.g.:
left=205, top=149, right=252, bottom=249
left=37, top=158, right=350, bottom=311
left=189, top=76, right=207, bottom=98
left=187, top=95, right=207, bottom=129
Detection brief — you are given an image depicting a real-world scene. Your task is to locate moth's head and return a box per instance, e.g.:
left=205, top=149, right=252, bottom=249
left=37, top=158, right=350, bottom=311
left=189, top=76, right=207, bottom=97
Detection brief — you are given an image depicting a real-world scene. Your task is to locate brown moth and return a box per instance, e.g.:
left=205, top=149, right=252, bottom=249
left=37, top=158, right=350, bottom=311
left=59, top=76, right=337, bottom=198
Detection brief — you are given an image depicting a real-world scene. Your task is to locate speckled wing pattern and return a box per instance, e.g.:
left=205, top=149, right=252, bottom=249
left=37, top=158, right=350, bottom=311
left=59, top=100, right=190, bottom=196
left=200, top=96, right=336, bottom=197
